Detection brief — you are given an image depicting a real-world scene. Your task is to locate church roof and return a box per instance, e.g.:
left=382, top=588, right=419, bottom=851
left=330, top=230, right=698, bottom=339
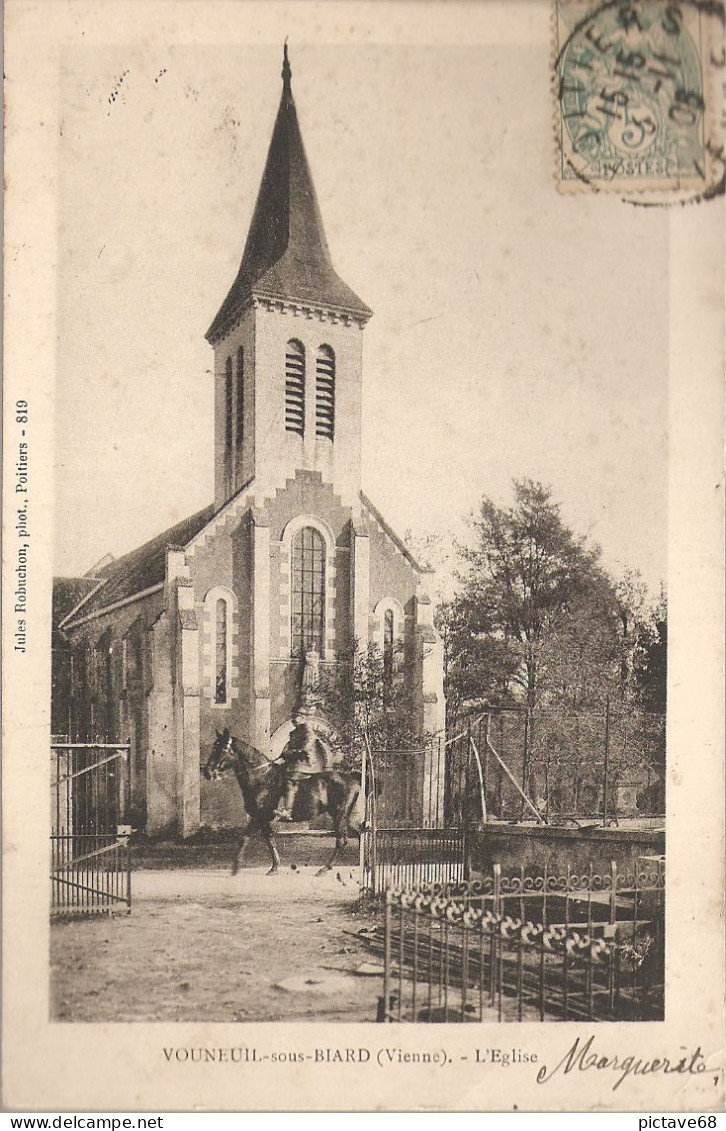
left=58, top=488, right=427, bottom=631
left=52, top=577, right=101, bottom=643
left=206, top=47, right=371, bottom=343
left=360, top=491, right=428, bottom=573
left=60, top=504, right=215, bottom=629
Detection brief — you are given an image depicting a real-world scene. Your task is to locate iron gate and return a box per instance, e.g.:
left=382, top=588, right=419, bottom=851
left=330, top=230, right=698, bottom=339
left=51, top=741, right=132, bottom=916
left=361, top=733, right=484, bottom=894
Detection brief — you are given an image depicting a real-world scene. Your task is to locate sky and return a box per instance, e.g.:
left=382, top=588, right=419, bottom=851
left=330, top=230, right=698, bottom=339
left=54, top=38, right=668, bottom=596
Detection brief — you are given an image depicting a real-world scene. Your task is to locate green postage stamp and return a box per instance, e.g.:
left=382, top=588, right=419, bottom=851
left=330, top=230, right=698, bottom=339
left=554, top=0, right=725, bottom=200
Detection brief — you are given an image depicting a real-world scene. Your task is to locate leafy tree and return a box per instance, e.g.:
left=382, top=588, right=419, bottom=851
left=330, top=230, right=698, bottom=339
left=632, top=593, right=667, bottom=803
left=635, top=589, right=667, bottom=716
left=444, top=480, right=667, bottom=816
left=437, top=594, right=521, bottom=731
left=613, top=570, right=662, bottom=703
left=452, top=479, right=611, bottom=714
left=318, top=640, right=424, bottom=770
left=536, top=577, right=623, bottom=711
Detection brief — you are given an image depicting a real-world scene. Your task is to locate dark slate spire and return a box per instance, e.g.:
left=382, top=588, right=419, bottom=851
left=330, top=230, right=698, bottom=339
left=206, top=46, right=372, bottom=342
left=282, top=39, right=292, bottom=98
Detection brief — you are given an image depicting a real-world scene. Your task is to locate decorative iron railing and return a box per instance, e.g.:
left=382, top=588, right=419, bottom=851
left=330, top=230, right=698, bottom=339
left=377, top=859, right=664, bottom=1023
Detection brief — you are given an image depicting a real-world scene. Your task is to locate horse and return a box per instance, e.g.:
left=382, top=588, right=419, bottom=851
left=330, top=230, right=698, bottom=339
left=202, top=727, right=364, bottom=876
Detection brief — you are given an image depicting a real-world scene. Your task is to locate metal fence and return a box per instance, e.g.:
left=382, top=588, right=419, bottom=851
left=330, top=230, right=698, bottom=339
left=51, top=741, right=132, bottom=917
left=458, top=708, right=665, bottom=825
left=361, top=738, right=478, bottom=894
left=366, top=828, right=469, bottom=893
left=378, top=858, right=665, bottom=1022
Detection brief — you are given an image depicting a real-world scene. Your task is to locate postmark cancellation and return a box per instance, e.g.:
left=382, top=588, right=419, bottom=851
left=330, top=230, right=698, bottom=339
left=553, top=0, right=725, bottom=200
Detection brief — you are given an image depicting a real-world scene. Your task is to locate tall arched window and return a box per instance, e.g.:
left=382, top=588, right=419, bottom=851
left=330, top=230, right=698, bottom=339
left=383, top=608, right=394, bottom=689
left=235, top=346, right=244, bottom=465
left=315, top=345, right=335, bottom=439
left=204, top=587, right=237, bottom=706
left=224, top=356, right=234, bottom=486
left=215, top=598, right=228, bottom=704
left=285, top=339, right=305, bottom=436
left=291, top=526, right=325, bottom=657
left=374, top=597, right=404, bottom=688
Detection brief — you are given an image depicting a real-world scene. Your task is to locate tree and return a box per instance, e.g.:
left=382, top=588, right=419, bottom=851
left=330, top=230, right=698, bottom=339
left=452, top=479, right=611, bottom=714
left=635, top=589, right=667, bottom=716
left=633, top=593, right=667, bottom=805
left=317, top=640, right=424, bottom=770
left=536, top=577, right=623, bottom=711
left=445, top=480, right=667, bottom=817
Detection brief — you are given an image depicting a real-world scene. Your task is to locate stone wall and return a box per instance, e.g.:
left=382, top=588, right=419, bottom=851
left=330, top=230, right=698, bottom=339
left=468, top=821, right=665, bottom=878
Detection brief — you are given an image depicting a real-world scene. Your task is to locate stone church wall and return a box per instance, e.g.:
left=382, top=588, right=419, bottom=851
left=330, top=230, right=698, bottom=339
left=366, top=518, right=419, bottom=617
left=62, top=590, right=165, bottom=829
left=189, top=518, right=252, bottom=829
left=263, top=470, right=355, bottom=735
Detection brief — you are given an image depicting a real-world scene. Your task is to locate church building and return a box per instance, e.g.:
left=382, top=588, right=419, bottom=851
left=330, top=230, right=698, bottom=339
left=52, top=49, right=445, bottom=837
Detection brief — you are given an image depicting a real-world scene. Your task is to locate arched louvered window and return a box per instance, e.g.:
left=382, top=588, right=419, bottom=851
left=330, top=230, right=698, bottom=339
left=215, top=598, right=228, bottom=704
left=383, top=608, right=394, bottom=689
left=315, top=345, right=335, bottom=439
left=285, top=339, right=305, bottom=436
left=291, top=526, right=325, bottom=657
left=224, top=356, right=233, bottom=484
left=235, top=347, right=244, bottom=466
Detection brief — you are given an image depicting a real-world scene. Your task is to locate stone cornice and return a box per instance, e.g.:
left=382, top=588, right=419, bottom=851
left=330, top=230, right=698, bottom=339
left=208, top=293, right=369, bottom=343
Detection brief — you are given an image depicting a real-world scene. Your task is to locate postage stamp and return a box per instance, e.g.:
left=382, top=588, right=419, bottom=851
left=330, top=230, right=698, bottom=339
left=553, top=0, right=725, bottom=200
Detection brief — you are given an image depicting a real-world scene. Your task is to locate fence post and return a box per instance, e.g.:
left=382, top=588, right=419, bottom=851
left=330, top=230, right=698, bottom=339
left=382, top=893, right=392, bottom=1022
left=563, top=862, right=571, bottom=1019
left=609, top=859, right=618, bottom=926
left=126, top=741, right=133, bottom=915
left=461, top=917, right=469, bottom=1022
left=365, top=735, right=378, bottom=895
left=359, top=738, right=367, bottom=880
left=398, top=900, right=406, bottom=1021
left=602, top=696, right=611, bottom=825
left=466, top=721, right=472, bottom=829
left=608, top=859, right=618, bottom=1014
left=493, top=861, right=502, bottom=917
left=463, top=820, right=471, bottom=883
left=482, top=714, right=490, bottom=819
left=521, top=710, right=530, bottom=821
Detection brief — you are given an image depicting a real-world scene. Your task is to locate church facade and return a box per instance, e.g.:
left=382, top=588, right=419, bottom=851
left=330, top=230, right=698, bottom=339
left=52, top=50, right=445, bottom=837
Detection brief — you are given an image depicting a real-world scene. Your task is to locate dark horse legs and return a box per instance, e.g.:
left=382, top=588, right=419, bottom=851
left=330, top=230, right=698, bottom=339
left=317, top=779, right=362, bottom=875
left=232, top=818, right=281, bottom=876
left=227, top=772, right=361, bottom=877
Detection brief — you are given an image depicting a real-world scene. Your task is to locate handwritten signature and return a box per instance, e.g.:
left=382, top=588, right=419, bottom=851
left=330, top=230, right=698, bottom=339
left=537, top=1035, right=708, bottom=1093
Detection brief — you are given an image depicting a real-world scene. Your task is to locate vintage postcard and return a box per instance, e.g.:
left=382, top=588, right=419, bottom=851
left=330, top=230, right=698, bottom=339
left=3, top=0, right=724, bottom=1114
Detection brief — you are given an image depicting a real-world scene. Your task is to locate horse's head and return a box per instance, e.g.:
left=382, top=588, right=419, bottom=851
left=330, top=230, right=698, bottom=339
left=203, top=728, right=237, bottom=780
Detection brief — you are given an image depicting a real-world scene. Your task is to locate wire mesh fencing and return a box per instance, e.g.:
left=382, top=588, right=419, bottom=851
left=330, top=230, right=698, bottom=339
left=462, top=708, right=665, bottom=824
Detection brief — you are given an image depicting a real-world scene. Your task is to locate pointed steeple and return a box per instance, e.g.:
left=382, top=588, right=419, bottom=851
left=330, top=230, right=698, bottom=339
left=206, top=47, right=372, bottom=343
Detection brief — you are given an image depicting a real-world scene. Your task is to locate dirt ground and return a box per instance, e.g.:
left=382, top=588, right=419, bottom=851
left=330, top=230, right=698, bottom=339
left=51, top=864, right=385, bottom=1024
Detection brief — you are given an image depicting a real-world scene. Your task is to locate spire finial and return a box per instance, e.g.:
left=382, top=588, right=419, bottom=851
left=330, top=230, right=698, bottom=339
left=282, top=39, right=291, bottom=95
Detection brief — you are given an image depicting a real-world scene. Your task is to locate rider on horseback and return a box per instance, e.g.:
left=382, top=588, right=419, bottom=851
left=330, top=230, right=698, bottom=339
left=275, top=647, right=331, bottom=821
left=274, top=721, right=330, bottom=821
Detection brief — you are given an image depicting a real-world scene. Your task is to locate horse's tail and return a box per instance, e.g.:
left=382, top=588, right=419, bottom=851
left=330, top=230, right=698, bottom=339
left=343, top=774, right=366, bottom=834
left=346, top=776, right=362, bottom=812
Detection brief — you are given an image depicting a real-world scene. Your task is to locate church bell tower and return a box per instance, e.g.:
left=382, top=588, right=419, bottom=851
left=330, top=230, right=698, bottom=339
left=206, top=47, right=372, bottom=511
